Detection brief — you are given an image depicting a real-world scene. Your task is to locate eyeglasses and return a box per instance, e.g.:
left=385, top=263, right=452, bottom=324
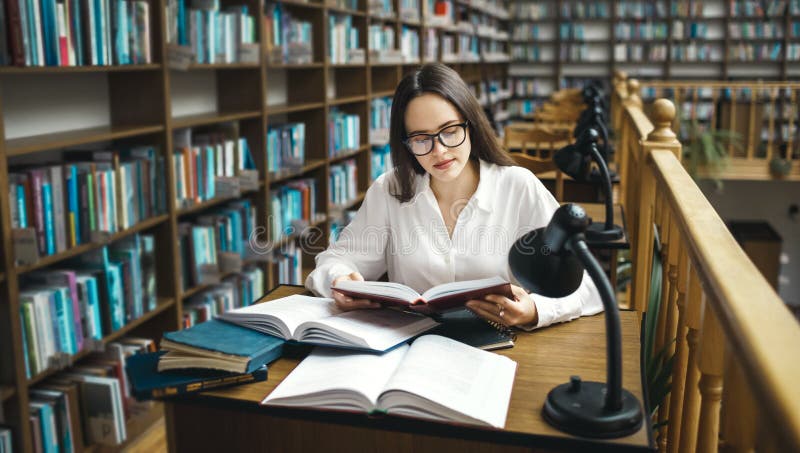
left=403, top=122, right=469, bottom=156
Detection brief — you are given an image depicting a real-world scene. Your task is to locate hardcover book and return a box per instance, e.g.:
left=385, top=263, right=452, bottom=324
left=217, top=294, right=440, bottom=352
left=332, top=276, right=513, bottom=314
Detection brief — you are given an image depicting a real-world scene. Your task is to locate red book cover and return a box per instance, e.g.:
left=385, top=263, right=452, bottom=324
left=59, top=37, right=68, bottom=66
left=28, top=169, right=47, bottom=256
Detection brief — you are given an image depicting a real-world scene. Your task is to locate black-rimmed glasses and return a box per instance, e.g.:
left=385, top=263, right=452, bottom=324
left=403, top=122, right=469, bottom=156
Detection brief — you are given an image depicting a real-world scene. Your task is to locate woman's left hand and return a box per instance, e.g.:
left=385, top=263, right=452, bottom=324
left=465, top=285, right=538, bottom=327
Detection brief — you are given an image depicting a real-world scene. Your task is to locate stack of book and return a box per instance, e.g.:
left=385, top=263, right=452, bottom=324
left=328, top=13, right=361, bottom=64
left=172, top=127, right=255, bottom=209
left=28, top=336, right=156, bottom=449
left=370, top=144, right=392, bottom=181
left=267, top=122, right=306, bottom=173
left=8, top=147, right=166, bottom=263
left=166, top=0, right=257, bottom=64
left=182, top=266, right=266, bottom=327
left=328, top=109, right=361, bottom=158
left=177, top=199, right=257, bottom=290
left=329, top=159, right=358, bottom=207
left=1, top=0, right=153, bottom=67
left=269, top=178, right=318, bottom=242
left=264, top=3, right=313, bottom=64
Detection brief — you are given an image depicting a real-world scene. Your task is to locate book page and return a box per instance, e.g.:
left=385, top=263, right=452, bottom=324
left=218, top=295, right=340, bottom=339
left=297, top=309, right=439, bottom=351
left=334, top=281, right=421, bottom=302
left=379, top=335, right=517, bottom=428
left=261, top=345, right=409, bottom=412
left=421, top=276, right=508, bottom=301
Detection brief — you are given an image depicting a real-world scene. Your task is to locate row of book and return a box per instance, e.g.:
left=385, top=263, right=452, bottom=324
left=398, top=0, right=420, bottom=21
left=8, top=147, right=166, bottom=262
left=370, top=96, right=391, bottom=146
left=511, top=44, right=549, bottom=63
left=329, top=109, right=361, bottom=158
left=511, top=24, right=546, bottom=41
left=369, top=0, right=395, bottom=18
left=792, top=22, right=800, bottom=38
left=177, top=199, right=257, bottom=290
left=371, top=144, right=392, bottom=182
left=183, top=266, right=265, bottom=327
left=180, top=2, right=257, bottom=64
left=27, top=336, right=157, bottom=450
left=269, top=178, right=318, bottom=243
left=672, top=21, right=711, bottom=39
left=614, top=23, right=669, bottom=40
left=368, top=24, right=396, bottom=53
left=330, top=0, right=358, bottom=10
left=615, top=1, right=667, bottom=18
left=329, top=14, right=361, bottom=64
left=673, top=1, right=706, bottom=17
left=729, top=22, right=784, bottom=39
left=400, top=27, right=420, bottom=62
left=729, top=0, right=787, bottom=17
left=672, top=43, right=723, bottom=61
left=422, top=28, right=437, bottom=62
left=559, top=24, right=587, bottom=41
left=267, top=122, right=306, bottom=172
left=330, top=159, right=358, bottom=207
left=559, top=2, right=610, bottom=19
left=1, top=0, right=152, bottom=67
left=19, top=235, right=156, bottom=377
left=729, top=43, right=783, bottom=61
left=264, top=3, right=313, bottom=65
left=172, top=128, right=255, bottom=209
left=509, top=99, right=538, bottom=118
left=512, top=78, right=550, bottom=98
left=614, top=43, right=668, bottom=62
left=512, top=3, right=549, bottom=20
left=0, top=428, right=9, bottom=452
left=559, top=44, right=605, bottom=62
left=789, top=43, right=800, bottom=60
left=274, top=241, right=302, bottom=285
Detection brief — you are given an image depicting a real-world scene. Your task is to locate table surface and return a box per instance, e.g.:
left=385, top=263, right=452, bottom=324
left=188, top=285, right=651, bottom=450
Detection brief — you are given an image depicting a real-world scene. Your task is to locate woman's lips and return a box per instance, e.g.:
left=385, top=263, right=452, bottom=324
left=434, top=158, right=455, bottom=170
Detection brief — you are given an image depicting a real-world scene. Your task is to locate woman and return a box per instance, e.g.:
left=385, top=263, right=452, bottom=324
left=306, top=63, right=602, bottom=329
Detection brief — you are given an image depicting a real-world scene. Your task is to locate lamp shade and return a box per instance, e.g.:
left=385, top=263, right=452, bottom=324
left=554, top=128, right=598, bottom=181
left=508, top=204, right=588, bottom=298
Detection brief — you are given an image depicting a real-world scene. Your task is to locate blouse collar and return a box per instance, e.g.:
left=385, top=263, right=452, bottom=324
left=408, top=159, right=495, bottom=213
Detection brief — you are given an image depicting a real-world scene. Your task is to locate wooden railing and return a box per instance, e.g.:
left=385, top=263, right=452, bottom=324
left=612, top=72, right=800, bottom=181
left=615, top=85, right=800, bottom=451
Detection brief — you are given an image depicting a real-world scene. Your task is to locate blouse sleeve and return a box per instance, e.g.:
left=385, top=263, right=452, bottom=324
left=304, top=176, right=391, bottom=297
left=513, top=170, right=604, bottom=330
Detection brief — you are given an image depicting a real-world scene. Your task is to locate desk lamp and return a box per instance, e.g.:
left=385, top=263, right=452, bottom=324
left=508, top=204, right=643, bottom=438
left=554, top=128, right=623, bottom=242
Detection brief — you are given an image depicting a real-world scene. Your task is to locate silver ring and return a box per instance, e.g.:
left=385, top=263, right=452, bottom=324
left=498, top=304, right=504, bottom=318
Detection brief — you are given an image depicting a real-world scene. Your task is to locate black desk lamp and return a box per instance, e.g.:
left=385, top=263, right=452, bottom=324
left=554, top=128, right=623, bottom=242
left=508, top=204, right=643, bottom=438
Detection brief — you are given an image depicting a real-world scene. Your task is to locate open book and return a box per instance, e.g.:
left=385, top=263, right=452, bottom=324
left=262, top=335, right=517, bottom=428
left=332, top=276, right=513, bottom=313
left=217, top=295, right=439, bottom=352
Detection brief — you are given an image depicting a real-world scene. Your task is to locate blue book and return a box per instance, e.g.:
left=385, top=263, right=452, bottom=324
left=53, top=286, right=78, bottom=354
left=160, top=319, right=285, bottom=374
left=42, top=182, right=56, bottom=255
left=66, top=165, right=80, bottom=246
left=16, top=184, right=28, bottom=228
left=125, top=351, right=269, bottom=400
left=29, top=401, right=58, bottom=453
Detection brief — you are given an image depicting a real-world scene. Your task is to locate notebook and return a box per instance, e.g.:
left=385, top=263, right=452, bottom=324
left=428, top=309, right=516, bottom=350
left=158, top=319, right=285, bottom=373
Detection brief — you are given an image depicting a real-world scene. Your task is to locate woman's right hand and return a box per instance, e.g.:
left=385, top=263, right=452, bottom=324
left=331, top=272, right=381, bottom=311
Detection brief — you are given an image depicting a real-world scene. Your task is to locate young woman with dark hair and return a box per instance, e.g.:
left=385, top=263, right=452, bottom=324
left=306, top=63, right=602, bottom=329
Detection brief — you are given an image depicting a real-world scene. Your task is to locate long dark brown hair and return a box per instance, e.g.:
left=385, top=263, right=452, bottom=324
left=388, top=63, right=515, bottom=202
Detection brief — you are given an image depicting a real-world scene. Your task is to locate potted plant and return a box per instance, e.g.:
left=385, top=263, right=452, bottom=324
left=680, top=119, right=742, bottom=187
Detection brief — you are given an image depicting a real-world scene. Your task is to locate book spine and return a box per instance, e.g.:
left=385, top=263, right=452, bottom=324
left=137, top=367, right=268, bottom=400
left=42, top=182, right=56, bottom=256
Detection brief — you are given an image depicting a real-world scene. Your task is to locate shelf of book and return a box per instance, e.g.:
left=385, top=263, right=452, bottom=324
left=27, top=298, right=176, bottom=386
left=0, top=64, right=163, bottom=75
left=4, top=125, right=166, bottom=157
left=14, top=214, right=170, bottom=275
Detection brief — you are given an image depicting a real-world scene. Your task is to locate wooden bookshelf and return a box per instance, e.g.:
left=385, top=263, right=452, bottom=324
left=0, top=0, right=510, bottom=450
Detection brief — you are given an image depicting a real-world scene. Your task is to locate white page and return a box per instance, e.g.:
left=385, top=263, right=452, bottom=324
left=334, top=281, right=421, bottom=301
left=379, top=335, right=517, bottom=428
left=298, top=309, right=439, bottom=350
left=218, top=295, right=340, bottom=339
left=421, top=276, right=507, bottom=301
left=262, top=345, right=409, bottom=411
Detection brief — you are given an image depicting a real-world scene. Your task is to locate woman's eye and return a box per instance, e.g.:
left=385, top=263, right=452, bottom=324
left=410, top=136, right=429, bottom=144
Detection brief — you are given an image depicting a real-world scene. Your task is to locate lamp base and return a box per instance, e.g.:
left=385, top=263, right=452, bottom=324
left=585, top=222, right=624, bottom=242
left=543, top=379, right=643, bottom=439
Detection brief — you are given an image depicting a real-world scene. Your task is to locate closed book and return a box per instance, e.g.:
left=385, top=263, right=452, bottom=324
left=125, top=351, right=268, bottom=400
left=159, top=319, right=285, bottom=374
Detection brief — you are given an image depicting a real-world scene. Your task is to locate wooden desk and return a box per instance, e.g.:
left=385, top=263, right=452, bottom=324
left=165, top=286, right=652, bottom=453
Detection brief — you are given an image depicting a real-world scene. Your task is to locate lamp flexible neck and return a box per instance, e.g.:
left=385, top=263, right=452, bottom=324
left=588, top=143, right=615, bottom=231
left=571, top=237, right=623, bottom=410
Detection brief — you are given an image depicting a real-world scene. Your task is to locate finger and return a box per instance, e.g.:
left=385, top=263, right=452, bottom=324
left=345, top=298, right=380, bottom=309
left=467, top=304, right=507, bottom=327
left=483, top=294, right=510, bottom=305
left=466, top=299, right=503, bottom=316
left=350, top=272, right=364, bottom=281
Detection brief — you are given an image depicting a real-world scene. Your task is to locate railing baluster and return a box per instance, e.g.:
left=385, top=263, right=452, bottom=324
left=788, top=88, right=796, bottom=160
left=678, top=272, right=704, bottom=453
left=695, top=293, right=726, bottom=453
left=666, top=247, right=690, bottom=453
left=747, top=86, right=757, bottom=159
left=719, top=355, right=756, bottom=453
left=766, top=87, right=777, bottom=160
left=729, top=89, right=738, bottom=156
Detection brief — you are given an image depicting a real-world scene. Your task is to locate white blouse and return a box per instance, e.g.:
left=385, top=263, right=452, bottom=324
left=305, top=159, right=603, bottom=329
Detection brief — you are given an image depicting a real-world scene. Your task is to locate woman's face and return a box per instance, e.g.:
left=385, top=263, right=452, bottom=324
left=404, top=93, right=472, bottom=185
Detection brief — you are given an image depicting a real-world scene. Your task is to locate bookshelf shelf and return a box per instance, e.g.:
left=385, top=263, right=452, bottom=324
left=329, top=95, right=368, bottom=106
left=15, top=214, right=170, bottom=275
left=267, top=62, right=325, bottom=69
left=329, top=191, right=367, bottom=211
left=183, top=63, right=263, bottom=70
left=327, top=6, right=366, bottom=16
left=330, top=145, right=370, bottom=164
left=4, top=124, right=165, bottom=157
left=171, top=111, right=263, bottom=129
left=176, top=188, right=262, bottom=217
left=271, top=214, right=329, bottom=249
left=269, top=159, right=327, bottom=184
left=0, top=64, right=162, bottom=74
left=370, top=90, right=395, bottom=98
left=27, top=298, right=175, bottom=386
left=280, top=0, right=325, bottom=9
left=181, top=272, right=242, bottom=300
left=0, top=385, right=14, bottom=402
left=267, top=102, right=326, bottom=115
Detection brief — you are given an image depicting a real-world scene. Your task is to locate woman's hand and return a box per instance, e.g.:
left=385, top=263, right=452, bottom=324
left=465, top=285, right=538, bottom=327
left=331, top=272, right=380, bottom=311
